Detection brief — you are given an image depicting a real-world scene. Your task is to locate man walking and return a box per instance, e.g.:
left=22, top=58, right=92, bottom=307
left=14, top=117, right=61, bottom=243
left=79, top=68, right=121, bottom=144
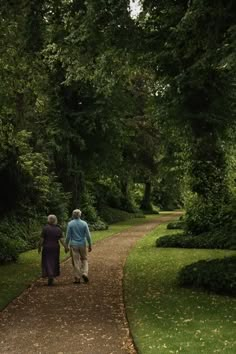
left=66, top=209, right=92, bottom=284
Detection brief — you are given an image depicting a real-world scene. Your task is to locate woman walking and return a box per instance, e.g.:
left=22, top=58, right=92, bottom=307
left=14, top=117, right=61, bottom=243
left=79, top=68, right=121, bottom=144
left=38, top=214, right=68, bottom=286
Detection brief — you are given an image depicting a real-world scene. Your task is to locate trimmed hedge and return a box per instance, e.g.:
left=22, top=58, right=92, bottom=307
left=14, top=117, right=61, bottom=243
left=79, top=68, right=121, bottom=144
left=167, top=220, right=185, bottom=230
left=156, top=226, right=236, bottom=250
left=99, top=206, right=144, bottom=224
left=178, top=256, right=236, bottom=296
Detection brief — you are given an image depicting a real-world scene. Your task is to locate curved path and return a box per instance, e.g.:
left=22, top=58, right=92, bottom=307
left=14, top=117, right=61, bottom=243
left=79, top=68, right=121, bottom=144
left=0, top=213, right=181, bottom=354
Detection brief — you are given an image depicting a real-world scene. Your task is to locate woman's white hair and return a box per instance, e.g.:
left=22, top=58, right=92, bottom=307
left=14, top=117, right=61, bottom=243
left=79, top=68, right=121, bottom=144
left=47, top=214, right=58, bottom=225
left=72, top=209, right=82, bottom=219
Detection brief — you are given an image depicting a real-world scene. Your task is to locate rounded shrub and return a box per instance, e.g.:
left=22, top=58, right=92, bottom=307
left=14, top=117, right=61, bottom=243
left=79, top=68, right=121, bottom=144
left=99, top=206, right=131, bottom=224
left=156, top=227, right=236, bottom=250
left=99, top=206, right=144, bottom=224
left=167, top=221, right=185, bottom=230
left=88, top=219, right=108, bottom=231
left=0, top=233, right=27, bottom=263
left=178, top=256, right=236, bottom=296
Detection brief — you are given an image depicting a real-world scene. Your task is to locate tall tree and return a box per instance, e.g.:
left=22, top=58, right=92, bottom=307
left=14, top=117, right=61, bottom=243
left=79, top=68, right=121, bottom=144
left=0, top=0, right=69, bottom=219
left=138, top=0, right=236, bottom=233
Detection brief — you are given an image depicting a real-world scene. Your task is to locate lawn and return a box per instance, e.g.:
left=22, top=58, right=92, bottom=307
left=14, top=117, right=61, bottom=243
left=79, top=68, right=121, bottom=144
left=0, top=214, right=160, bottom=311
left=124, top=224, right=236, bottom=353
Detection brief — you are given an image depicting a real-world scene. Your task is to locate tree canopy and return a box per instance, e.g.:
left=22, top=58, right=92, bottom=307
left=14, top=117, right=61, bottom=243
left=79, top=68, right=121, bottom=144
left=0, top=0, right=235, bottom=242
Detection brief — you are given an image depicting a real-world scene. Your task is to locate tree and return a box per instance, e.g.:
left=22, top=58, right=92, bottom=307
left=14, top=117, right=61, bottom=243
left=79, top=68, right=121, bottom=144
left=138, top=0, right=236, bottom=233
left=0, top=0, right=69, bottom=219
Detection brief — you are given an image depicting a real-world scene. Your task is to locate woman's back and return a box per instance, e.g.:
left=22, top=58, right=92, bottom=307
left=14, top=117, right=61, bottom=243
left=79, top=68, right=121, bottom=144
left=42, top=224, right=62, bottom=248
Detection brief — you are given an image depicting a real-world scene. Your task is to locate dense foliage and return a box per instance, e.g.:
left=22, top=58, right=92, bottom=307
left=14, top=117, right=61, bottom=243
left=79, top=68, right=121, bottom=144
left=0, top=1, right=235, bottom=265
left=156, top=228, right=236, bottom=250
left=0, top=218, right=40, bottom=263
left=178, top=256, right=236, bottom=296
left=157, top=200, right=236, bottom=249
left=166, top=220, right=185, bottom=230
left=138, top=0, right=236, bottom=234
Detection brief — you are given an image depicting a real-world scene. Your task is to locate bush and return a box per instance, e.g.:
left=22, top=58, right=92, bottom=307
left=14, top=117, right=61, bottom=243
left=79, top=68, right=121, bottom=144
left=156, top=225, right=236, bottom=250
left=178, top=256, right=236, bottom=296
left=80, top=190, right=99, bottom=223
left=25, top=230, right=41, bottom=249
left=183, top=190, right=228, bottom=235
left=99, top=206, right=144, bottom=224
left=184, top=200, right=219, bottom=235
left=45, top=181, right=70, bottom=221
left=167, top=221, right=185, bottom=230
left=0, top=230, right=27, bottom=263
left=142, top=207, right=159, bottom=215
left=156, top=233, right=186, bottom=247
left=88, top=219, right=108, bottom=231
left=220, top=199, right=236, bottom=228
left=0, top=216, right=46, bottom=263
left=0, top=236, right=19, bottom=263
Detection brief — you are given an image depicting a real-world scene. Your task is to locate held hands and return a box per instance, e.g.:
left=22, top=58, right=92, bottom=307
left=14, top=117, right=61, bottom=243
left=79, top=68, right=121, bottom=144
left=64, top=246, right=69, bottom=253
left=88, top=245, right=92, bottom=252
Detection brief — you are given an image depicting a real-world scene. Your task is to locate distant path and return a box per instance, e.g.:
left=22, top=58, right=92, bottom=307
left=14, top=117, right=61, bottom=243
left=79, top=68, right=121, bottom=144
left=0, top=213, right=182, bottom=354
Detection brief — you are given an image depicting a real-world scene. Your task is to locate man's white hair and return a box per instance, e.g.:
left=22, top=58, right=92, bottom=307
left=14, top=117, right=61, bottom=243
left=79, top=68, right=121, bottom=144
left=47, top=214, right=58, bottom=225
left=72, top=209, right=82, bottom=219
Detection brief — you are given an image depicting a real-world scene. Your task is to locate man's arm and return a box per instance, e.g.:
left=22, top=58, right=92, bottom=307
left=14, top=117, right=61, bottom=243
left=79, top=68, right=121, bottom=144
left=85, top=224, right=92, bottom=252
left=59, top=238, right=69, bottom=253
left=65, top=224, right=71, bottom=247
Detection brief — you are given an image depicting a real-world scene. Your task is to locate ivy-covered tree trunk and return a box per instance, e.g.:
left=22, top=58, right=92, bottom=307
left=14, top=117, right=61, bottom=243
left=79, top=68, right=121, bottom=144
left=185, top=125, right=229, bottom=234
left=120, top=178, right=135, bottom=212
left=140, top=0, right=236, bottom=234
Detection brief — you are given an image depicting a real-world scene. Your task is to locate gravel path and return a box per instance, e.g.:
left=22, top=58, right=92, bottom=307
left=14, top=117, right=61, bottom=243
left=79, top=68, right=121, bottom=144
left=0, top=213, right=181, bottom=354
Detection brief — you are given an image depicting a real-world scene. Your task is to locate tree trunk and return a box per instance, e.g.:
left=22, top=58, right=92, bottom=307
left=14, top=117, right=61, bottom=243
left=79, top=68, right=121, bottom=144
left=120, top=178, right=134, bottom=212
left=73, top=172, right=84, bottom=208
left=140, top=182, right=153, bottom=211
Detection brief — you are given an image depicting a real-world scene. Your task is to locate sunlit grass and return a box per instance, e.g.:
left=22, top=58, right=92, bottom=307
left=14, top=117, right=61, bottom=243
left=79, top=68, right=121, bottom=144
left=0, top=214, right=161, bottom=310
left=124, top=224, right=236, bottom=353
left=92, top=214, right=161, bottom=242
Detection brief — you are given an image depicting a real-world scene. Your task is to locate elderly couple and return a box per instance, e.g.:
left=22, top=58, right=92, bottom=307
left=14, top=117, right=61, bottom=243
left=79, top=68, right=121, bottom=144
left=38, top=209, right=92, bottom=286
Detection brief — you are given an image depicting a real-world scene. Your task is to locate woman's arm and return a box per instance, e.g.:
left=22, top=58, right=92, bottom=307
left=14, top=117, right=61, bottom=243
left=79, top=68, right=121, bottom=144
left=38, top=237, right=43, bottom=254
left=38, top=227, right=45, bottom=254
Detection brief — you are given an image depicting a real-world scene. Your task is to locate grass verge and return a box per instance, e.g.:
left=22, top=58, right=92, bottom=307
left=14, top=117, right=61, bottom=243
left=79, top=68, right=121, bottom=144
left=124, top=224, right=236, bottom=353
left=0, top=214, right=160, bottom=311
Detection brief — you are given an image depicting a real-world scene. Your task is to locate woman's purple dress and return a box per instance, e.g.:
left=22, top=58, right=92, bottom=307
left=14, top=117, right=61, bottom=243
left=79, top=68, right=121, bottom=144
left=41, top=224, right=62, bottom=278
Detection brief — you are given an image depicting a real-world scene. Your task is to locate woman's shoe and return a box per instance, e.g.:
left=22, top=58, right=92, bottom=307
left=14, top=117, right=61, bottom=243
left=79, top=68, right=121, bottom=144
left=48, top=278, right=54, bottom=286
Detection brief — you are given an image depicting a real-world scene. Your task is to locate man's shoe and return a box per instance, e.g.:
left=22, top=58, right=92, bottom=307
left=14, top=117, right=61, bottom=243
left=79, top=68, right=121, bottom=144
left=82, top=274, right=89, bottom=283
left=73, top=277, right=80, bottom=284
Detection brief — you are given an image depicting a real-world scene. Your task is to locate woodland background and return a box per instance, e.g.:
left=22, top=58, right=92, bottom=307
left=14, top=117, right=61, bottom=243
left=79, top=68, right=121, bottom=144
left=0, top=1, right=235, bottom=274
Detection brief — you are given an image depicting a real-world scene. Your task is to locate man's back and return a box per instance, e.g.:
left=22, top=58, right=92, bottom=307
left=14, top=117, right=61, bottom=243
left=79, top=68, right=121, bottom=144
left=66, top=219, right=90, bottom=247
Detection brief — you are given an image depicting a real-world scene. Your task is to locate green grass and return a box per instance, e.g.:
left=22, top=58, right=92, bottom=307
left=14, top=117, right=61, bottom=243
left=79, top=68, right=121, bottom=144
left=0, top=214, right=160, bottom=311
left=124, top=224, right=236, bottom=354
left=92, top=214, right=160, bottom=242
